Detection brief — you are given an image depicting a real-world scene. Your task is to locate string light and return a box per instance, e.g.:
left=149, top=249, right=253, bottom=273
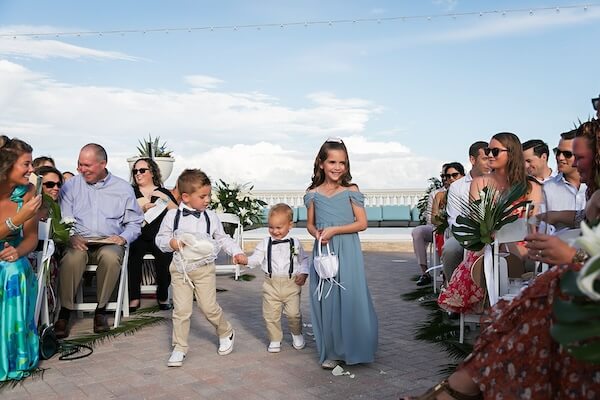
left=0, top=3, right=596, bottom=39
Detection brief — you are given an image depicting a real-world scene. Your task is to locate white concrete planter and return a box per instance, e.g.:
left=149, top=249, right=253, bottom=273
left=127, top=156, right=175, bottom=182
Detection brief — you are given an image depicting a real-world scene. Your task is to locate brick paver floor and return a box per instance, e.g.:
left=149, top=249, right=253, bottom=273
left=2, top=251, right=451, bottom=399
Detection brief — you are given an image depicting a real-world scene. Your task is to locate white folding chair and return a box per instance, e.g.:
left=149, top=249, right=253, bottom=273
left=140, top=253, right=173, bottom=302
left=215, top=213, right=244, bottom=280
left=34, top=219, right=54, bottom=327
left=74, top=245, right=130, bottom=328
left=459, top=219, right=527, bottom=343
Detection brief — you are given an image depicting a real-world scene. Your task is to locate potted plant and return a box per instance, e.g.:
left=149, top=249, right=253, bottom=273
left=127, top=134, right=175, bottom=182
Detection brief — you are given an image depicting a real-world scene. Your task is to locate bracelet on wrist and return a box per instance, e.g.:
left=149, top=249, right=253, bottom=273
left=5, top=217, right=20, bottom=232
left=572, top=248, right=590, bottom=265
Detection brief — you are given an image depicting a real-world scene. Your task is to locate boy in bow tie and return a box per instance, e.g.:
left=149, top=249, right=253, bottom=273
left=156, top=169, right=247, bottom=367
left=247, top=203, right=309, bottom=353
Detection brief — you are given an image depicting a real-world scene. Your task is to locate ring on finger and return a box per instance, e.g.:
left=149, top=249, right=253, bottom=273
left=537, top=250, right=542, bottom=258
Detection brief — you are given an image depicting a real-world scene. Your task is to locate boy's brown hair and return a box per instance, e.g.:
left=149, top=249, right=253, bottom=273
left=268, top=203, right=293, bottom=222
left=177, top=169, right=211, bottom=195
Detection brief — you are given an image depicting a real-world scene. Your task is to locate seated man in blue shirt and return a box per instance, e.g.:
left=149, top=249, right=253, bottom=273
left=55, top=143, right=143, bottom=338
left=543, top=129, right=587, bottom=231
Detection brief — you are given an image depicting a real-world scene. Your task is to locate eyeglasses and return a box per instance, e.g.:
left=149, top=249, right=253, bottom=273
left=553, top=148, right=573, bottom=159
left=484, top=147, right=509, bottom=157
left=132, top=168, right=149, bottom=175
left=592, top=96, right=599, bottom=111
left=326, top=137, right=343, bottom=143
left=442, top=172, right=461, bottom=179
left=42, top=181, right=62, bottom=189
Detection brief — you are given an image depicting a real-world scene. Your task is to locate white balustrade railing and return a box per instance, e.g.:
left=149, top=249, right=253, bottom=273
left=254, top=189, right=426, bottom=208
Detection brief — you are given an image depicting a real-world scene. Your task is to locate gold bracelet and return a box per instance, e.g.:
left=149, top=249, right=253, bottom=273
left=572, top=248, right=589, bottom=265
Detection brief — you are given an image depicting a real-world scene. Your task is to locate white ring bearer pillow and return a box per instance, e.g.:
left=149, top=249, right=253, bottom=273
left=173, top=231, right=218, bottom=275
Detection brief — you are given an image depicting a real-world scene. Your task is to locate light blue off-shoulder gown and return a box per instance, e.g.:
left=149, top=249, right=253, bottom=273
left=304, top=190, right=378, bottom=365
left=0, top=185, right=39, bottom=381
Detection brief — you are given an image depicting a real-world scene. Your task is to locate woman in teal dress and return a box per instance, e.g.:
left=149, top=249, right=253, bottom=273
left=0, top=136, right=42, bottom=381
left=304, top=138, right=378, bottom=369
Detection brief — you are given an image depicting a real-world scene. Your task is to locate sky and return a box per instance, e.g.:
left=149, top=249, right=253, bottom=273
left=0, top=0, right=599, bottom=190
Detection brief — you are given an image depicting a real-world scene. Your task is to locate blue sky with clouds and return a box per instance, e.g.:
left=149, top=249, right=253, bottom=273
left=0, top=0, right=598, bottom=189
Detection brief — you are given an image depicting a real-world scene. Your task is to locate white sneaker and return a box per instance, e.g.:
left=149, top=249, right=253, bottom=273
left=218, top=330, right=235, bottom=356
left=291, top=334, right=305, bottom=350
left=267, top=341, right=281, bottom=353
left=167, top=350, right=186, bottom=367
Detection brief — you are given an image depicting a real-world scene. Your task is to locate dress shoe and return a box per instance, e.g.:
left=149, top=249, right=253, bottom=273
left=416, top=273, right=432, bottom=286
left=158, top=302, right=173, bottom=311
left=93, top=314, right=110, bottom=333
left=54, top=318, right=70, bottom=339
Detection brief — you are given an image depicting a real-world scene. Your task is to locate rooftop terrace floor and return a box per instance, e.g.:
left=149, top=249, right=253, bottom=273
left=3, top=250, right=450, bottom=400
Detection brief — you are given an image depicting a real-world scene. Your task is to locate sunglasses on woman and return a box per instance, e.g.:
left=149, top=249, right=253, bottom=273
left=442, top=172, right=461, bottom=179
left=42, top=181, right=62, bottom=189
left=484, top=147, right=509, bottom=157
left=132, top=168, right=150, bottom=175
left=553, top=148, right=573, bottom=159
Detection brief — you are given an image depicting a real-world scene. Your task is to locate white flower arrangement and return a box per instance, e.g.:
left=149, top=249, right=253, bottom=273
left=575, top=221, right=600, bottom=300
left=211, top=179, right=267, bottom=228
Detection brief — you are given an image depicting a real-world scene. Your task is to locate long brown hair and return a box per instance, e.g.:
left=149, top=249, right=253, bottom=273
left=576, top=119, right=600, bottom=198
left=307, top=139, right=353, bottom=190
left=132, top=157, right=163, bottom=187
left=0, top=135, right=33, bottom=182
left=491, top=132, right=527, bottom=188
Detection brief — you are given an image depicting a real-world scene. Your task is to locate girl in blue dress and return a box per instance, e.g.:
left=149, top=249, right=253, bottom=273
left=0, top=136, right=42, bottom=381
left=303, top=138, right=378, bottom=369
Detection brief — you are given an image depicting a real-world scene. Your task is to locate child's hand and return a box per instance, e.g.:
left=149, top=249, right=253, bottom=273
left=318, top=227, right=337, bottom=244
left=233, top=253, right=248, bottom=265
left=170, top=238, right=181, bottom=251
left=294, top=273, right=308, bottom=286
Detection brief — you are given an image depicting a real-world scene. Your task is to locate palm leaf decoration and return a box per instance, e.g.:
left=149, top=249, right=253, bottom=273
left=450, top=183, right=529, bottom=251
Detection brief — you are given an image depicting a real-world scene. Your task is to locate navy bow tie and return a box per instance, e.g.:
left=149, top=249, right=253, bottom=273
left=272, top=239, right=291, bottom=245
left=182, top=209, right=203, bottom=218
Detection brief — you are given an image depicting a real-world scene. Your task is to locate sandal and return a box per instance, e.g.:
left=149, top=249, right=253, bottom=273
left=402, top=379, right=483, bottom=400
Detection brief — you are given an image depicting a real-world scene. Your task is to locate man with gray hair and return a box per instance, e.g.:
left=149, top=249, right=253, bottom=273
left=55, top=143, right=143, bottom=338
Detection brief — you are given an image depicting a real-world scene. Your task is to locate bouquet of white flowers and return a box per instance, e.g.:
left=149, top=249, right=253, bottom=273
left=211, top=180, right=267, bottom=229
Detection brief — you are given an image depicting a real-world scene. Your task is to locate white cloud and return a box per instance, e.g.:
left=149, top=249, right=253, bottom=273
left=184, top=75, right=225, bottom=89
left=0, top=25, right=138, bottom=60
left=432, top=0, right=457, bottom=11
left=0, top=59, right=436, bottom=189
left=424, top=7, right=600, bottom=42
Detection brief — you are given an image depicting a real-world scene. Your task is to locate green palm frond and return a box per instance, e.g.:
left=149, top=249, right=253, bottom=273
left=451, top=183, right=528, bottom=251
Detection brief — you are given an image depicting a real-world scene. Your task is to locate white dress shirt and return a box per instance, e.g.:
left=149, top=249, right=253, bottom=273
left=155, top=204, right=243, bottom=257
left=543, top=173, right=587, bottom=226
left=247, top=236, right=309, bottom=276
left=446, top=172, right=474, bottom=228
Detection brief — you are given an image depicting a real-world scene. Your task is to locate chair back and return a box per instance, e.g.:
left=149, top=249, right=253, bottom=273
left=217, top=213, right=244, bottom=248
left=35, top=219, right=53, bottom=326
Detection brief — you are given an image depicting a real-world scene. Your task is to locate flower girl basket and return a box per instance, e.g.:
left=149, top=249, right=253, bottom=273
left=313, top=238, right=345, bottom=300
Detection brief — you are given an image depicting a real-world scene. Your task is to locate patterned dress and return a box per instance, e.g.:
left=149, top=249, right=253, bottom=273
left=304, top=190, right=378, bottom=365
left=461, top=265, right=600, bottom=399
left=437, top=251, right=486, bottom=314
left=0, top=185, right=39, bottom=381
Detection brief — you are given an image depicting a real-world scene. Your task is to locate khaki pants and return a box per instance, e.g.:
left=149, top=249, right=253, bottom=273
left=170, top=262, right=232, bottom=353
left=262, top=276, right=302, bottom=342
left=59, top=244, right=124, bottom=309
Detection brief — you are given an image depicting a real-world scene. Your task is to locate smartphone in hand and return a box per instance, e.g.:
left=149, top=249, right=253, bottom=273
left=35, top=175, right=43, bottom=196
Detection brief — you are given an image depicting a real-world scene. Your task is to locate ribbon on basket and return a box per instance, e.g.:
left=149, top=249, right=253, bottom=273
left=313, top=238, right=345, bottom=300
left=483, top=243, right=497, bottom=306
